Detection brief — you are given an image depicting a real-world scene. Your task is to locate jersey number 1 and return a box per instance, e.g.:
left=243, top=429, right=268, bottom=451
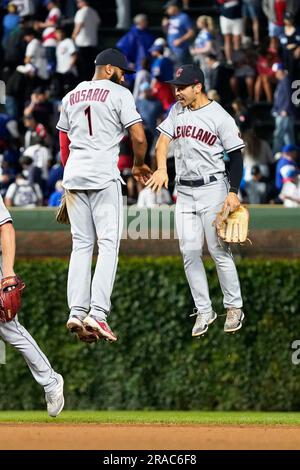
left=84, top=105, right=93, bottom=136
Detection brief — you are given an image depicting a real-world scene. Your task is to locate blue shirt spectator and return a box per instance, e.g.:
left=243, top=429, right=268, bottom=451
left=272, top=71, right=295, bottom=116
left=116, top=14, right=155, bottom=72
left=48, top=180, right=64, bottom=206
left=163, top=0, right=194, bottom=64
left=2, top=3, right=19, bottom=48
left=136, top=83, right=164, bottom=135
left=150, top=44, right=174, bottom=82
left=47, top=153, right=64, bottom=196
left=275, top=144, right=299, bottom=191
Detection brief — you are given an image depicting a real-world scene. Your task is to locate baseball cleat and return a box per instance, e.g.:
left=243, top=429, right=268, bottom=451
left=67, top=316, right=100, bottom=343
left=83, top=316, right=118, bottom=342
left=66, top=316, right=83, bottom=333
left=224, top=308, right=245, bottom=333
left=191, top=310, right=217, bottom=337
left=45, top=374, right=64, bottom=417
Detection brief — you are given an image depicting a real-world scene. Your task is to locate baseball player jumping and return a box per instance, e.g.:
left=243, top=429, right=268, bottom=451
left=146, top=64, right=245, bottom=336
left=57, top=49, right=151, bottom=343
left=0, top=196, right=64, bottom=417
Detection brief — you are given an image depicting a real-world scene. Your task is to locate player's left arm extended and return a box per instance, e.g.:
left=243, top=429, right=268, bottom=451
left=146, top=133, right=170, bottom=192
left=0, top=221, right=16, bottom=278
left=223, top=149, right=243, bottom=212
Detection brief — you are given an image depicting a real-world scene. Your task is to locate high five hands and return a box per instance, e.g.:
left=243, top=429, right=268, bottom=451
left=132, top=164, right=153, bottom=185
left=145, top=168, right=169, bottom=192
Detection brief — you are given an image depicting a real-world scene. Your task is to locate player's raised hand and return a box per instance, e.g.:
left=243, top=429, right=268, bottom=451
left=145, top=168, right=168, bottom=192
left=132, top=164, right=153, bottom=185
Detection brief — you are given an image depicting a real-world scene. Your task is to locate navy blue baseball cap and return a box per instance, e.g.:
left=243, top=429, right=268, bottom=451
left=94, top=48, right=135, bottom=74
left=282, top=144, right=299, bottom=153
left=166, top=64, right=205, bottom=86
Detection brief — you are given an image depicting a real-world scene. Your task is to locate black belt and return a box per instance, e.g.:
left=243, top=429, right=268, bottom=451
left=178, top=175, right=217, bottom=187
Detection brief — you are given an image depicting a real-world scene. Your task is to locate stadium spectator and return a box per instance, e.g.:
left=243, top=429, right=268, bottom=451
left=232, top=98, right=252, bottom=131
left=2, top=2, right=20, bottom=49
left=22, top=27, right=49, bottom=80
left=72, top=0, right=101, bottom=81
left=132, top=57, right=151, bottom=101
left=116, top=14, right=155, bottom=75
left=2, top=15, right=28, bottom=74
left=23, top=87, right=53, bottom=128
left=272, top=62, right=296, bottom=153
left=35, top=0, right=62, bottom=73
left=279, top=11, right=300, bottom=79
left=205, top=53, right=234, bottom=105
left=51, top=27, right=78, bottom=99
left=11, top=0, right=36, bottom=17
left=116, top=0, right=131, bottom=29
left=136, top=82, right=164, bottom=137
left=0, top=112, right=20, bottom=152
left=240, top=126, right=276, bottom=204
left=150, top=43, right=175, bottom=113
left=230, top=38, right=256, bottom=101
left=190, top=16, right=217, bottom=70
left=4, top=172, right=43, bottom=208
left=162, top=0, right=194, bottom=66
left=23, top=114, right=48, bottom=148
left=22, top=139, right=52, bottom=194
left=279, top=168, right=300, bottom=206
left=47, top=151, right=63, bottom=196
left=275, top=143, right=299, bottom=191
left=244, top=164, right=270, bottom=203
left=217, top=0, right=244, bottom=64
left=254, top=44, right=279, bottom=102
left=48, top=179, right=63, bottom=206
left=242, top=0, right=260, bottom=46
left=262, top=0, right=287, bottom=51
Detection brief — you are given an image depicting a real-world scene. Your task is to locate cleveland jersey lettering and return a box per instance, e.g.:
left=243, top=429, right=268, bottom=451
left=158, top=100, right=244, bottom=178
left=174, top=125, right=217, bottom=145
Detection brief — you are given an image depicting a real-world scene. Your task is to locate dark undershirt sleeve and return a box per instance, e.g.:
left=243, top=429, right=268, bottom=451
left=227, top=149, right=243, bottom=194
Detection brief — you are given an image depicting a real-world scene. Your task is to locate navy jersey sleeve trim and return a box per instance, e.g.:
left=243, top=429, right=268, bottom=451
left=124, top=118, right=142, bottom=129
left=0, top=217, right=13, bottom=226
left=226, top=143, right=245, bottom=154
left=56, top=125, right=69, bottom=132
left=157, top=127, right=173, bottom=139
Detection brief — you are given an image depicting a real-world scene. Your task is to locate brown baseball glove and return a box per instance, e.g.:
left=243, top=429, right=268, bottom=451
left=0, top=275, right=26, bottom=323
left=56, top=192, right=70, bottom=225
left=214, top=205, right=249, bottom=243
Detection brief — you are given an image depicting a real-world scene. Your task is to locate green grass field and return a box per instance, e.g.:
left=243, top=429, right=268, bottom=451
left=0, top=411, right=300, bottom=425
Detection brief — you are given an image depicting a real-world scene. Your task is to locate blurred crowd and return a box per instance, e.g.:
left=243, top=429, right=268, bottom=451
left=0, top=0, right=299, bottom=208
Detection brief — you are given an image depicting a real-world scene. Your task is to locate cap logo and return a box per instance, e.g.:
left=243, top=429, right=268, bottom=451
left=176, top=68, right=183, bottom=78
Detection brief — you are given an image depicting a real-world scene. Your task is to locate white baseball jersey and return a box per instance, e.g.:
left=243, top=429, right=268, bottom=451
left=56, top=80, right=142, bottom=190
left=157, top=100, right=245, bottom=178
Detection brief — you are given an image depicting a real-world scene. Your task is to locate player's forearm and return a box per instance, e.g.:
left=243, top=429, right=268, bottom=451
left=0, top=222, right=16, bottom=277
left=128, top=123, right=147, bottom=166
left=155, top=135, right=169, bottom=169
left=228, top=149, right=243, bottom=194
left=132, top=140, right=147, bottom=166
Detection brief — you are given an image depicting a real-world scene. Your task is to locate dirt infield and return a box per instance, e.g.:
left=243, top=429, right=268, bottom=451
left=1, top=424, right=300, bottom=450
